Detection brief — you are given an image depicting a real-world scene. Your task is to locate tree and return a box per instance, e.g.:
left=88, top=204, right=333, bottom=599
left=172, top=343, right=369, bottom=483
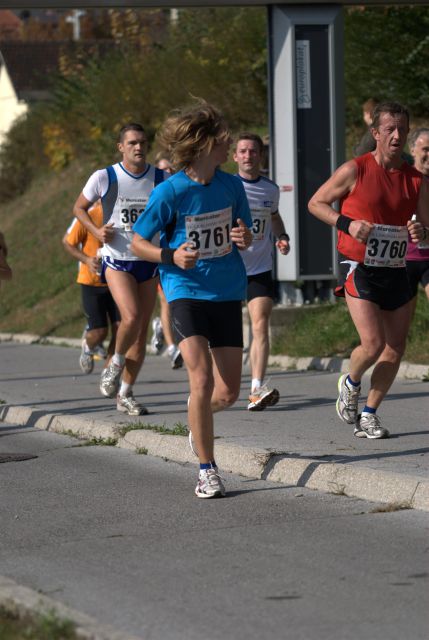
left=345, top=6, right=429, bottom=125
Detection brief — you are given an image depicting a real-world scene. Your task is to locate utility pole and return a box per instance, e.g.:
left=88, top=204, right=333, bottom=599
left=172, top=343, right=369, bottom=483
left=66, top=9, right=86, bottom=41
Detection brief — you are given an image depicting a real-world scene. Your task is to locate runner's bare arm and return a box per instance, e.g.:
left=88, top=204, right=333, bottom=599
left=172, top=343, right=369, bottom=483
left=131, top=234, right=200, bottom=270
left=411, top=176, right=429, bottom=242
left=230, top=218, right=252, bottom=250
left=62, top=233, right=100, bottom=273
left=73, top=193, right=114, bottom=244
left=272, top=212, right=290, bottom=255
left=308, top=161, right=373, bottom=244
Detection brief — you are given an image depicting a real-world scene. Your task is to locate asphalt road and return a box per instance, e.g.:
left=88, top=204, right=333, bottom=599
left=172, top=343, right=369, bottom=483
left=1, top=424, right=428, bottom=640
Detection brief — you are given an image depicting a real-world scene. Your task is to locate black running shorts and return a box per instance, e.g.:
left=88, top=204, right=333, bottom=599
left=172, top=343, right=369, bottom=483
left=169, top=299, right=243, bottom=348
left=247, top=270, right=275, bottom=302
left=81, top=284, right=120, bottom=330
left=335, top=254, right=412, bottom=311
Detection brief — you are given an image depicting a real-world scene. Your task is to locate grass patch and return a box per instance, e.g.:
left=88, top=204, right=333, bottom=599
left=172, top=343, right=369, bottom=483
left=0, top=606, right=77, bottom=640
left=84, top=437, right=118, bottom=446
left=118, top=421, right=188, bottom=437
left=60, top=430, right=117, bottom=446
left=136, top=447, right=148, bottom=455
left=0, top=399, right=5, bottom=405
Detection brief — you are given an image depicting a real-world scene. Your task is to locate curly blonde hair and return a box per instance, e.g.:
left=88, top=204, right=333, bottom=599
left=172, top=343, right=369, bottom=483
left=156, top=101, right=230, bottom=170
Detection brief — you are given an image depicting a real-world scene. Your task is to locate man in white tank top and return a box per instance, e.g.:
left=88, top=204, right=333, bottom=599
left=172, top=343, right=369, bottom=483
left=73, top=123, right=166, bottom=415
left=234, top=133, right=290, bottom=411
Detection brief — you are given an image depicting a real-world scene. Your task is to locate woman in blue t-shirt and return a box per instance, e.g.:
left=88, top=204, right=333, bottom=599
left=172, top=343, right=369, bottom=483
left=132, top=101, right=252, bottom=499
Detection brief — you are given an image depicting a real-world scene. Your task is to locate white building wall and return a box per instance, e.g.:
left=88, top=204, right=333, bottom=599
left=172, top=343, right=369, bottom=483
left=0, top=65, right=28, bottom=147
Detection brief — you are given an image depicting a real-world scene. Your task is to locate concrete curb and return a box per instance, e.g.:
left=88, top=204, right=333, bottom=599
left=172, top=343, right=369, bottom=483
left=0, top=574, right=143, bottom=640
left=1, top=332, right=428, bottom=380
left=267, top=354, right=429, bottom=381
left=1, top=403, right=428, bottom=512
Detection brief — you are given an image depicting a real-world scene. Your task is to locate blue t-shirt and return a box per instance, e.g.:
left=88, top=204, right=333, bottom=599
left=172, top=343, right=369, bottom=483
left=133, top=169, right=252, bottom=302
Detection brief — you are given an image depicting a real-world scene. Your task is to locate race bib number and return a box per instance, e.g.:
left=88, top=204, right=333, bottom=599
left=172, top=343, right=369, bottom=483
left=251, top=207, right=271, bottom=241
left=364, top=224, right=408, bottom=268
left=117, top=196, right=148, bottom=231
left=185, top=207, right=232, bottom=259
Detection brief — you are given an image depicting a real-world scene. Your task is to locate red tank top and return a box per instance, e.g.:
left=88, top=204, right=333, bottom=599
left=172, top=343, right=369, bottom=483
left=338, top=153, right=422, bottom=262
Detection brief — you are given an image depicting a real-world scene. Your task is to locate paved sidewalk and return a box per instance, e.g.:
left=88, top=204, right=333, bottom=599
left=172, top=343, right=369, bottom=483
left=1, top=335, right=428, bottom=510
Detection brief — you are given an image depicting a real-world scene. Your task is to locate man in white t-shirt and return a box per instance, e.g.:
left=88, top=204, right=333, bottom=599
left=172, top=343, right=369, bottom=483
left=73, top=123, right=166, bottom=415
left=234, top=133, right=290, bottom=411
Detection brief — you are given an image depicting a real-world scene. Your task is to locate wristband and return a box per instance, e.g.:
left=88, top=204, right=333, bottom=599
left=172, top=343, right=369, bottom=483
left=335, top=214, right=352, bottom=235
left=160, top=248, right=175, bottom=265
left=278, top=233, right=290, bottom=242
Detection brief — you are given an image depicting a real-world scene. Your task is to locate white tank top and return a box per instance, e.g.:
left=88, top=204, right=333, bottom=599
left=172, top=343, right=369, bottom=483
left=82, top=162, right=164, bottom=261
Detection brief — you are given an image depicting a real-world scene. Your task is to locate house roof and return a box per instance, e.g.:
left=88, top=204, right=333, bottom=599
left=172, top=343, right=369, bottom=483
left=0, top=40, right=116, bottom=102
left=0, top=10, right=22, bottom=34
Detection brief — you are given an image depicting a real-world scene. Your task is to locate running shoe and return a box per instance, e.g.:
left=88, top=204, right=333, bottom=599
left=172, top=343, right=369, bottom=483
left=93, top=344, right=108, bottom=361
left=117, top=392, right=148, bottom=416
left=247, top=384, right=280, bottom=411
left=195, top=468, right=226, bottom=498
left=99, top=361, right=123, bottom=398
left=150, top=317, right=164, bottom=354
left=170, top=346, right=183, bottom=370
left=336, top=374, right=360, bottom=424
left=354, top=413, right=389, bottom=439
left=79, top=339, right=94, bottom=375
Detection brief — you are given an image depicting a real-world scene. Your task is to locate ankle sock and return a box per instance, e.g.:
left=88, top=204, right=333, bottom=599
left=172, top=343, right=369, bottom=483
left=362, top=405, right=376, bottom=415
left=346, top=375, right=361, bottom=388
left=112, top=353, right=125, bottom=368
left=119, top=382, right=132, bottom=397
left=200, top=461, right=217, bottom=472
left=251, top=378, right=262, bottom=392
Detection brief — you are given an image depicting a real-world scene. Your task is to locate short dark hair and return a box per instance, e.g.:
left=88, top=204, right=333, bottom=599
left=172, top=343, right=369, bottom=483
left=371, top=102, right=409, bottom=129
left=235, top=132, right=264, bottom=154
left=408, top=127, right=429, bottom=150
left=118, top=122, right=146, bottom=143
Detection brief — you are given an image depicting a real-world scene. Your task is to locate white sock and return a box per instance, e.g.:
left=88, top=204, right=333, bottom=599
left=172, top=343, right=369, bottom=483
left=83, top=339, right=93, bottom=354
left=119, top=382, right=132, bottom=397
left=251, top=378, right=262, bottom=392
left=112, top=353, right=125, bottom=368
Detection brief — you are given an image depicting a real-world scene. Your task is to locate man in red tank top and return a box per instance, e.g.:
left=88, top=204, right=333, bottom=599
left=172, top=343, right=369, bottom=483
left=308, top=102, right=429, bottom=439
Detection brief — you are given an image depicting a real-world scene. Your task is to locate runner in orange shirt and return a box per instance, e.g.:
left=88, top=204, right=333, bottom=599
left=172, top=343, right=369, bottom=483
left=63, top=202, right=119, bottom=374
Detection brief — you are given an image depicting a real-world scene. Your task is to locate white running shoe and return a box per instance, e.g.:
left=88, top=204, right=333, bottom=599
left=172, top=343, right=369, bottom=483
left=170, top=346, right=183, bottom=370
left=354, top=413, right=389, bottom=439
left=151, top=317, right=164, bottom=354
left=195, top=468, right=226, bottom=498
left=117, top=392, right=148, bottom=416
left=336, top=374, right=360, bottom=424
left=79, top=339, right=94, bottom=375
left=247, top=384, right=279, bottom=411
left=99, top=361, right=123, bottom=398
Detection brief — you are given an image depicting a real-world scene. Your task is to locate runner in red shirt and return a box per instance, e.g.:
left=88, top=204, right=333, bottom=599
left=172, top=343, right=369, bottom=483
left=308, top=102, right=429, bottom=439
